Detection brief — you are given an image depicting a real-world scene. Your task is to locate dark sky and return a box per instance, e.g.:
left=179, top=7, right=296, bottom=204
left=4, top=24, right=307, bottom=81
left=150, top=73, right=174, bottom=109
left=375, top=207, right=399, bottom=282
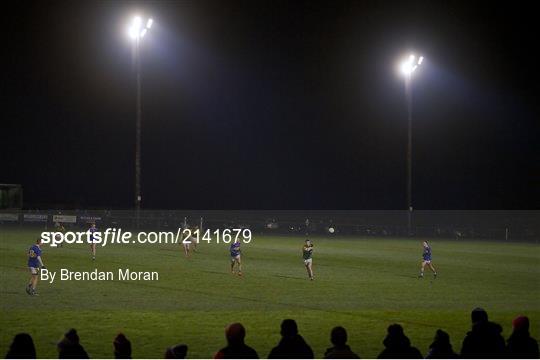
left=3, top=0, right=539, bottom=209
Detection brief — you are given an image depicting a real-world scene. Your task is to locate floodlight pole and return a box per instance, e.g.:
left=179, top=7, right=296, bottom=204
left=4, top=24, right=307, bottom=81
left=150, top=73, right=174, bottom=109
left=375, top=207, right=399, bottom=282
left=134, top=36, right=142, bottom=226
left=127, top=16, right=152, bottom=228
left=405, top=73, right=413, bottom=236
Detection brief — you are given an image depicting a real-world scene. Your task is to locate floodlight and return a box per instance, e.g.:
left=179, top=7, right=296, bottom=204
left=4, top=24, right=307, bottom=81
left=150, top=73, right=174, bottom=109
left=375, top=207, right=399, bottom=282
left=133, top=16, right=142, bottom=30
left=128, top=26, right=137, bottom=39
left=401, top=62, right=413, bottom=75
left=147, top=18, right=153, bottom=29
left=401, top=54, right=424, bottom=76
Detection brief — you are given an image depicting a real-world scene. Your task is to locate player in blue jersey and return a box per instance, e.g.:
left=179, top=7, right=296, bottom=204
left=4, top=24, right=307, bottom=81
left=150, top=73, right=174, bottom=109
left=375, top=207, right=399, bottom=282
left=89, top=223, right=97, bottom=260
left=419, top=241, right=437, bottom=278
left=27, top=238, right=46, bottom=295
left=230, top=239, right=242, bottom=276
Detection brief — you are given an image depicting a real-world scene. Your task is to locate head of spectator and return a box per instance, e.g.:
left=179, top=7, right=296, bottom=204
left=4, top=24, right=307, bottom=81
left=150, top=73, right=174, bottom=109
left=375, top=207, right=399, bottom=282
left=512, top=316, right=529, bottom=334
left=460, top=308, right=506, bottom=358
left=280, top=319, right=298, bottom=338
left=57, top=328, right=89, bottom=359
left=226, top=323, right=246, bottom=346
left=379, top=324, right=423, bottom=358
left=471, top=307, right=488, bottom=324
left=506, top=315, right=539, bottom=359
left=5, top=333, right=36, bottom=359
left=113, top=333, right=132, bottom=359
left=215, top=323, right=258, bottom=359
left=268, top=319, right=313, bottom=359
left=165, top=344, right=188, bottom=359
left=325, top=326, right=359, bottom=359
left=331, top=326, right=348, bottom=347
left=426, top=329, right=457, bottom=358
left=384, top=324, right=408, bottom=348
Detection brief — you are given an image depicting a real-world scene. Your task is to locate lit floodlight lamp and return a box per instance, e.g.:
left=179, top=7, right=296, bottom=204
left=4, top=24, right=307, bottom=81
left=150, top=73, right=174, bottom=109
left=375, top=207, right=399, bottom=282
left=133, top=16, right=142, bottom=30
left=128, top=16, right=154, bottom=40
left=401, top=62, right=413, bottom=75
left=401, top=54, right=424, bottom=76
left=128, top=26, right=137, bottom=39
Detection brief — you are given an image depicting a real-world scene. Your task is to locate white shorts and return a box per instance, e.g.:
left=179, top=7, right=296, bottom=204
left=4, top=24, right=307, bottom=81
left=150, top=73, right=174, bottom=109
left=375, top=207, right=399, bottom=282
left=231, top=255, right=241, bottom=262
left=304, top=258, right=312, bottom=266
left=29, top=267, right=39, bottom=275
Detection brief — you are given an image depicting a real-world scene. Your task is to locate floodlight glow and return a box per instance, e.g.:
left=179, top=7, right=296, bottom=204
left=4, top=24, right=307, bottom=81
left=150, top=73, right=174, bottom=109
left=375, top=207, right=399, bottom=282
left=127, top=16, right=153, bottom=41
left=401, top=62, right=413, bottom=75
left=133, top=16, right=142, bottom=29
left=128, top=26, right=138, bottom=39
left=400, top=54, right=424, bottom=76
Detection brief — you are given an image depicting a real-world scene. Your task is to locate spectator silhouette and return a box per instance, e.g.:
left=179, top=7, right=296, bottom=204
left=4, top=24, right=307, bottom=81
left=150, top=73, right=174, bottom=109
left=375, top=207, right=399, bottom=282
left=113, top=333, right=132, bottom=359
left=425, top=329, right=457, bottom=358
left=506, top=316, right=539, bottom=358
left=377, top=324, right=422, bottom=358
left=324, top=326, right=359, bottom=359
left=214, top=323, right=259, bottom=359
left=57, top=328, right=89, bottom=359
left=5, top=333, right=36, bottom=359
left=165, top=344, right=188, bottom=359
left=460, top=307, right=506, bottom=358
left=268, top=319, right=314, bottom=358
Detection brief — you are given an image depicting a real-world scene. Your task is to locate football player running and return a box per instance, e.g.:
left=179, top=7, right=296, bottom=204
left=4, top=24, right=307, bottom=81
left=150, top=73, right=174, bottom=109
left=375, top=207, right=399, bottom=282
left=89, top=223, right=97, bottom=260
left=26, top=238, right=46, bottom=296
left=419, top=240, right=437, bottom=278
left=230, top=239, right=242, bottom=276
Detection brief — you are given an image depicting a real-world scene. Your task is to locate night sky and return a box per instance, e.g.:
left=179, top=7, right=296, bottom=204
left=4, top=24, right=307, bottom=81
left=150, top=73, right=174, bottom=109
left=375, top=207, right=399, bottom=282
left=3, top=0, right=539, bottom=209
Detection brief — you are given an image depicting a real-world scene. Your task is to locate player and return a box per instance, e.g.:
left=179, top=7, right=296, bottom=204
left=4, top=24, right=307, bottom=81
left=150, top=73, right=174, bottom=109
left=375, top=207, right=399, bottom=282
left=89, top=223, right=97, bottom=260
left=182, top=227, right=195, bottom=258
left=26, top=237, right=46, bottom=296
left=55, top=222, right=65, bottom=247
left=182, top=226, right=200, bottom=258
left=182, top=236, right=191, bottom=258
left=55, top=222, right=65, bottom=232
left=230, top=239, right=242, bottom=276
left=303, top=239, right=314, bottom=280
left=419, top=240, right=437, bottom=278
left=191, top=226, right=199, bottom=253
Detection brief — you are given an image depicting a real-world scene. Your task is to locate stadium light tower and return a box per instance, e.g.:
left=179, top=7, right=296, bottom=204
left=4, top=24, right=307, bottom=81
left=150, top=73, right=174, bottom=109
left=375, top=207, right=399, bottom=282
left=127, top=16, right=153, bottom=215
left=400, top=54, right=423, bottom=235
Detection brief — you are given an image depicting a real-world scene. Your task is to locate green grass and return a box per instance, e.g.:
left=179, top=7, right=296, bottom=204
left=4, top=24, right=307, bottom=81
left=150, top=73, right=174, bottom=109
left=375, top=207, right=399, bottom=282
left=1, top=229, right=539, bottom=358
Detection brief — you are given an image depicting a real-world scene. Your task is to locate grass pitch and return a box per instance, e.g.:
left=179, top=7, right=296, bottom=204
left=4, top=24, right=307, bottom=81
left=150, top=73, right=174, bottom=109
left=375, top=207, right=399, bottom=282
left=1, top=228, right=539, bottom=358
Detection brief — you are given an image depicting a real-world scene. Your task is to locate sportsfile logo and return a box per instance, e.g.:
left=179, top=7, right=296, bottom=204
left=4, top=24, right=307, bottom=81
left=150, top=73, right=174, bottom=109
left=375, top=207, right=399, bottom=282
left=41, top=228, right=252, bottom=247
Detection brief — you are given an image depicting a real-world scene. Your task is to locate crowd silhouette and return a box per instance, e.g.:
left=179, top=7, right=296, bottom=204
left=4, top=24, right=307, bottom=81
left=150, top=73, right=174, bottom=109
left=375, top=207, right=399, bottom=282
left=5, top=309, right=538, bottom=359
